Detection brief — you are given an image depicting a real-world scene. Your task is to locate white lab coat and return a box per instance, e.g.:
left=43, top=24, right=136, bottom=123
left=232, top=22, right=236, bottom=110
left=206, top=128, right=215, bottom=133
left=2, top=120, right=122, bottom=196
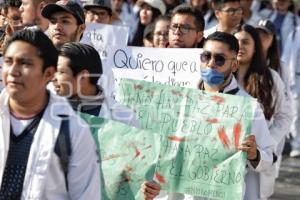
left=257, top=69, right=293, bottom=199
left=282, top=26, right=300, bottom=150
left=282, top=26, right=300, bottom=98
left=244, top=12, right=262, bottom=26
left=204, top=25, right=218, bottom=38
left=203, top=9, right=218, bottom=31
left=154, top=77, right=275, bottom=200
left=0, top=90, right=101, bottom=200
left=259, top=9, right=300, bottom=46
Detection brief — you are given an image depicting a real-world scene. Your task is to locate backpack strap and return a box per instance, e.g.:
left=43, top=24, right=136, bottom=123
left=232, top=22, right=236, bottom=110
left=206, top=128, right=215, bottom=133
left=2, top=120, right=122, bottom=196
left=54, top=115, right=71, bottom=191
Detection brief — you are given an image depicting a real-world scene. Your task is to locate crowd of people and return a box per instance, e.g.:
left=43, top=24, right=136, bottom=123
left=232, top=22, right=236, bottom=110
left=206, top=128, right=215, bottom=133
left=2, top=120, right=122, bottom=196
left=0, top=0, right=299, bottom=199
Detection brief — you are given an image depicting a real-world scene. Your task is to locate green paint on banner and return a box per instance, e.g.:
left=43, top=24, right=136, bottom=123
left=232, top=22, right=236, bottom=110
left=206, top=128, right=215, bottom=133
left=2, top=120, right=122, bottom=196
left=116, top=79, right=257, bottom=200
left=81, top=113, right=161, bottom=200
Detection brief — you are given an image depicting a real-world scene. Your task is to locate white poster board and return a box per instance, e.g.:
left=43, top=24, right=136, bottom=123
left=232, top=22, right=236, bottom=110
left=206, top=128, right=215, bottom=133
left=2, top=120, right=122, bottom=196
left=81, top=23, right=129, bottom=58
left=102, top=46, right=202, bottom=89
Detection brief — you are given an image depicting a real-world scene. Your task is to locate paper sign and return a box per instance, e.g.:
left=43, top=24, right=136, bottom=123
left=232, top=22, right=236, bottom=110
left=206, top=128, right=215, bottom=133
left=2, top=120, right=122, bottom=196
left=102, top=46, right=202, bottom=89
left=81, top=23, right=129, bottom=59
left=116, top=79, right=257, bottom=200
left=80, top=113, right=161, bottom=200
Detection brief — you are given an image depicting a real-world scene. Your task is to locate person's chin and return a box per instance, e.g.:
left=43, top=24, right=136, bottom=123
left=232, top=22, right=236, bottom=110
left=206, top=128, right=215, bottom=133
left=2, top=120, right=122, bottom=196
left=171, top=41, right=183, bottom=48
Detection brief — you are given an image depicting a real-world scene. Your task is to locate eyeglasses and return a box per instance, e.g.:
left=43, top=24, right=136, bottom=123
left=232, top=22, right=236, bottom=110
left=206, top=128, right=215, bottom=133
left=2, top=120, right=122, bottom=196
left=200, top=51, right=235, bottom=67
left=220, top=7, right=243, bottom=15
left=170, top=23, right=197, bottom=34
left=154, top=31, right=168, bottom=38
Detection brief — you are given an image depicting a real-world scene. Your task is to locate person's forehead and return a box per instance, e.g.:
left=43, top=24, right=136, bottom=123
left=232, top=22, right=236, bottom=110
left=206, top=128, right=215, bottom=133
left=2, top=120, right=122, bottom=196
left=58, top=56, right=72, bottom=67
left=222, top=1, right=241, bottom=9
left=5, top=41, right=40, bottom=59
left=21, top=0, right=32, bottom=4
left=172, top=14, right=196, bottom=25
left=235, top=30, right=253, bottom=40
left=203, top=40, right=232, bottom=54
left=273, top=0, right=290, bottom=3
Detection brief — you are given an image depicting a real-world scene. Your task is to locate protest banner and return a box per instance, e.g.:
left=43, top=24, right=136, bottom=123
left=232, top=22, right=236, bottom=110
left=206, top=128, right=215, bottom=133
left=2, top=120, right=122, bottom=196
left=81, top=23, right=129, bottom=58
left=117, top=78, right=257, bottom=200
left=102, top=46, right=202, bottom=89
left=80, top=113, right=161, bottom=200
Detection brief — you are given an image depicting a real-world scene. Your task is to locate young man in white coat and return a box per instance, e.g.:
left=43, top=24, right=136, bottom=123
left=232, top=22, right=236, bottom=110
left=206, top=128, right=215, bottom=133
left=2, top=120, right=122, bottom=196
left=41, top=0, right=116, bottom=98
left=52, top=42, right=139, bottom=127
left=0, top=29, right=100, bottom=199
left=142, top=32, right=275, bottom=200
left=204, top=0, right=243, bottom=37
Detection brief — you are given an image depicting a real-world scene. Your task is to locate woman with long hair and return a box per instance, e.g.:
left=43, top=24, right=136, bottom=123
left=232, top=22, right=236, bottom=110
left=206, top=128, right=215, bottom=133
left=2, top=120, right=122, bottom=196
left=234, top=24, right=292, bottom=200
left=130, top=0, right=166, bottom=46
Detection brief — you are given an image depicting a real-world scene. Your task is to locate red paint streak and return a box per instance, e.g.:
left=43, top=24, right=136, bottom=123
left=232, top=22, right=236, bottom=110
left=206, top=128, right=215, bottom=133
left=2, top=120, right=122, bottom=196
left=134, top=84, right=143, bottom=90
left=206, top=118, right=219, bottom=124
left=135, top=147, right=141, bottom=158
left=168, top=135, right=185, bottom=142
left=218, top=127, right=230, bottom=151
left=233, top=122, right=241, bottom=151
left=103, top=153, right=127, bottom=161
left=211, top=95, right=225, bottom=104
left=155, top=172, right=166, bottom=184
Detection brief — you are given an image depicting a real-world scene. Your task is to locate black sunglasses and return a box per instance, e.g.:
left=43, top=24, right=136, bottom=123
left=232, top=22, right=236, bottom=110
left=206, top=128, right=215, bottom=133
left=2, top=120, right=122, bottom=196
left=200, top=51, right=234, bottom=67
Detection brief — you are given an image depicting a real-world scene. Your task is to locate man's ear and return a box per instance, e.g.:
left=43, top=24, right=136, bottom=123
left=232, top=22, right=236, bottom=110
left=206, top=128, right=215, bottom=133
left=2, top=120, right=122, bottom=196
left=78, top=24, right=86, bottom=35
left=77, top=69, right=90, bottom=82
left=196, top=31, right=204, bottom=43
left=44, top=66, right=56, bottom=82
left=231, top=59, right=238, bottom=72
left=76, top=23, right=86, bottom=41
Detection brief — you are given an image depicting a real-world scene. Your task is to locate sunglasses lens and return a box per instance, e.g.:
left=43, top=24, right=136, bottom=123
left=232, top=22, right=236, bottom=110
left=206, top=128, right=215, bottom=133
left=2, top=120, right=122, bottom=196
left=200, top=52, right=211, bottom=63
left=214, top=54, right=226, bottom=67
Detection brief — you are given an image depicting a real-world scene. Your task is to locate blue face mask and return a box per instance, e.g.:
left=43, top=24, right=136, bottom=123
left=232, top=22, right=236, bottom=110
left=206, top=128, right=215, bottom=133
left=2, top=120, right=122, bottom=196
left=200, top=68, right=225, bottom=86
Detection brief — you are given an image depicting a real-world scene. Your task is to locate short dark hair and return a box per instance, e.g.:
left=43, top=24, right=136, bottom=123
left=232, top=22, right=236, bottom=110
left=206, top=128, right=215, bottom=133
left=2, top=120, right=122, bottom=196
left=3, top=29, right=58, bottom=71
left=204, top=31, right=239, bottom=53
left=59, top=43, right=102, bottom=85
left=3, top=0, right=21, bottom=14
left=212, top=0, right=240, bottom=10
left=172, top=3, right=205, bottom=31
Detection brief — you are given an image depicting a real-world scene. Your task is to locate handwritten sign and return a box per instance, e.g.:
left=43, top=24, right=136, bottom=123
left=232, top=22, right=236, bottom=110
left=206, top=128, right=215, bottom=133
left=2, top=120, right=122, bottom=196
left=102, top=46, right=202, bottom=89
left=117, top=79, right=257, bottom=200
left=81, top=23, right=129, bottom=58
left=80, top=113, right=161, bottom=200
